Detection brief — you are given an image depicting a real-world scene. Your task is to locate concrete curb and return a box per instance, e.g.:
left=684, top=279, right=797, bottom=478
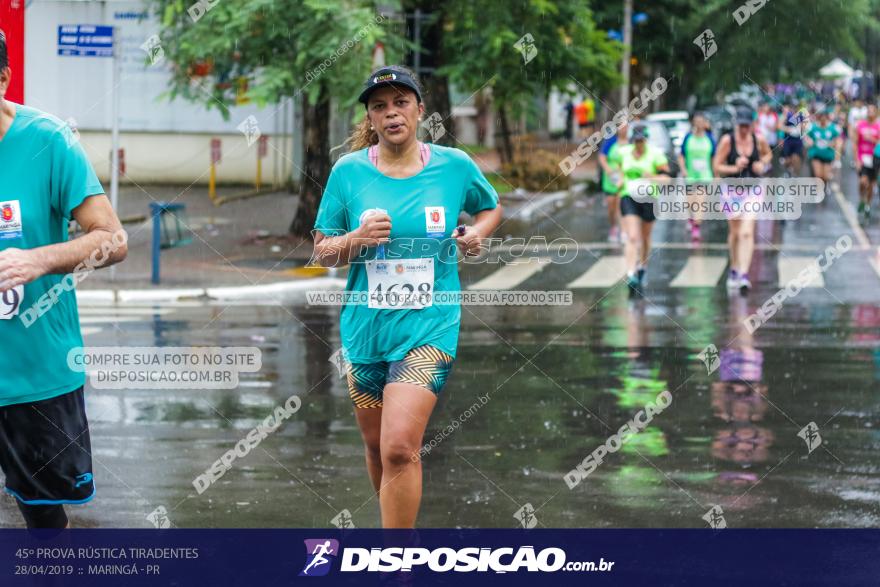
left=76, top=277, right=347, bottom=304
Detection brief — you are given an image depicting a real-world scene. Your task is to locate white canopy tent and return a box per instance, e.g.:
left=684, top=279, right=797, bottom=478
left=819, top=58, right=855, bottom=79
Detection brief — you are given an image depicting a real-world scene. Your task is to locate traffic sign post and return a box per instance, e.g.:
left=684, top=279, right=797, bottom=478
left=209, top=138, right=221, bottom=202
left=256, top=135, right=267, bottom=190
left=58, top=24, right=120, bottom=279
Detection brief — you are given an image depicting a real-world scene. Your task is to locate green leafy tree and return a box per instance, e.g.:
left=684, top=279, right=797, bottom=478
left=147, top=0, right=397, bottom=237
left=594, top=0, right=872, bottom=106
left=441, top=0, right=621, bottom=163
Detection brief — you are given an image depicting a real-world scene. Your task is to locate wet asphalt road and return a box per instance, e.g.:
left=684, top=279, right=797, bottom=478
left=1, top=164, right=878, bottom=529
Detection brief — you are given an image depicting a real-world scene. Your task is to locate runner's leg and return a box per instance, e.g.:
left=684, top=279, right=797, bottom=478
left=639, top=220, right=653, bottom=269
left=622, top=214, right=642, bottom=274
left=379, top=383, right=437, bottom=528
left=727, top=218, right=741, bottom=272
left=606, top=195, right=619, bottom=239
left=354, top=408, right=383, bottom=493
left=736, top=217, right=756, bottom=275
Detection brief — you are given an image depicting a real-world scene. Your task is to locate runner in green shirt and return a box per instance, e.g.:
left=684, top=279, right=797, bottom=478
left=599, top=125, right=628, bottom=242
left=616, top=124, right=670, bottom=296
left=677, top=112, right=715, bottom=242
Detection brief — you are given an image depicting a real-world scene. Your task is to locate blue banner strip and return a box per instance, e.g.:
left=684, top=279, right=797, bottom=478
left=0, top=529, right=876, bottom=586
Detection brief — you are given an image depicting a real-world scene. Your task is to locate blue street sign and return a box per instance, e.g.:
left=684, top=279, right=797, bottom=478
left=57, top=25, right=114, bottom=57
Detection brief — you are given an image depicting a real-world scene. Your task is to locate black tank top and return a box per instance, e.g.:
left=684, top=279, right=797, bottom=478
left=725, top=132, right=761, bottom=178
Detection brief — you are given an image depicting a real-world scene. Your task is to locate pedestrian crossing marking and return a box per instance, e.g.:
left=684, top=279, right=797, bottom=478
left=778, top=256, right=824, bottom=288
left=670, top=256, right=728, bottom=288
left=78, top=308, right=175, bottom=316
left=469, top=259, right=550, bottom=290
left=79, top=316, right=144, bottom=325
left=567, top=256, right=626, bottom=288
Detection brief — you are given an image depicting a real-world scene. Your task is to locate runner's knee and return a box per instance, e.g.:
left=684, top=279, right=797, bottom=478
left=380, top=440, right=420, bottom=469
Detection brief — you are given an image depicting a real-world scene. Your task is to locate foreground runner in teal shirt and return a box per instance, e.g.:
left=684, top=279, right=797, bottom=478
left=313, top=65, right=501, bottom=528
left=0, top=31, right=128, bottom=528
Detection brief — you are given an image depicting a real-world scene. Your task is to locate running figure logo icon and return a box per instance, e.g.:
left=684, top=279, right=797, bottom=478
left=422, top=112, right=446, bottom=141
left=702, top=505, right=727, bottom=530
left=300, top=539, right=339, bottom=577
left=514, top=503, right=538, bottom=529
left=797, top=422, right=822, bottom=454
left=693, top=29, right=717, bottom=61
left=698, top=344, right=721, bottom=375
left=514, top=33, right=538, bottom=65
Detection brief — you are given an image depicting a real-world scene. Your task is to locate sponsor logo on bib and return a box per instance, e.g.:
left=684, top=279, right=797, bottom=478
left=425, top=206, right=445, bottom=238
left=0, top=200, right=23, bottom=240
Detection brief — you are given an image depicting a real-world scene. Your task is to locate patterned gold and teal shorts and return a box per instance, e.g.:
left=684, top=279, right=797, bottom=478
left=346, top=345, right=455, bottom=408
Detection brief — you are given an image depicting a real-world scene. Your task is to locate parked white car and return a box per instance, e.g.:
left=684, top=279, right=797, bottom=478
left=646, top=111, right=690, bottom=152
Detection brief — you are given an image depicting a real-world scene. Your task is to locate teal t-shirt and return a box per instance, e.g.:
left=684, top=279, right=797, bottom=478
left=314, top=144, right=499, bottom=363
left=0, top=104, right=103, bottom=406
left=807, top=123, right=840, bottom=161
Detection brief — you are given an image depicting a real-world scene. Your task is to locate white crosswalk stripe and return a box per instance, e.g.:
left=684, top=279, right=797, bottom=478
left=670, top=256, right=729, bottom=288
left=567, top=256, right=626, bottom=288
left=77, top=305, right=178, bottom=337
left=468, top=260, right=550, bottom=290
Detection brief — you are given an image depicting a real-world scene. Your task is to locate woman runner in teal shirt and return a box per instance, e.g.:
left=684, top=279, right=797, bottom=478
left=312, top=66, right=502, bottom=528
left=678, top=112, right=715, bottom=242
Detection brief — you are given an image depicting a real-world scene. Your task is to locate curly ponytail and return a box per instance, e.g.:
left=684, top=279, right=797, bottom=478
left=347, top=116, right=378, bottom=152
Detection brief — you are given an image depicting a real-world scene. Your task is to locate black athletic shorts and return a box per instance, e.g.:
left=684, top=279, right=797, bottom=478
left=0, top=387, right=95, bottom=505
left=859, top=158, right=880, bottom=181
left=620, top=195, right=656, bottom=222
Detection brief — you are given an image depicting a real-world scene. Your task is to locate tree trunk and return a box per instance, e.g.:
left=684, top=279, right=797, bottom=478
left=422, top=73, right=454, bottom=147
left=497, top=103, right=514, bottom=164
left=405, top=1, right=454, bottom=147
left=289, top=89, right=331, bottom=237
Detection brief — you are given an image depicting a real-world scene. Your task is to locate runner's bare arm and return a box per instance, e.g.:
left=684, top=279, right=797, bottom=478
left=455, top=205, right=503, bottom=256
left=0, top=194, right=127, bottom=291
left=712, top=134, right=736, bottom=176
left=754, top=136, right=773, bottom=174
left=313, top=213, right=391, bottom=268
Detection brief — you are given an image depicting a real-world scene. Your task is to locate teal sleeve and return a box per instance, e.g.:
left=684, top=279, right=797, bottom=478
left=51, top=124, right=104, bottom=219
left=462, top=156, right=499, bottom=216
left=314, top=168, right=349, bottom=237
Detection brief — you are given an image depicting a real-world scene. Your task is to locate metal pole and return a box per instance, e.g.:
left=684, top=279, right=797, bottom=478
left=620, top=0, right=633, bottom=108
left=110, top=27, right=121, bottom=281
left=413, top=9, right=421, bottom=75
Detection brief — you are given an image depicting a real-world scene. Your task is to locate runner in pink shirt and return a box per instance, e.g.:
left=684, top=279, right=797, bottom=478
left=854, top=104, right=880, bottom=220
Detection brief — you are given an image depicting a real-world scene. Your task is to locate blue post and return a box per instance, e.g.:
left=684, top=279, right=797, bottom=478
left=150, top=202, right=163, bottom=284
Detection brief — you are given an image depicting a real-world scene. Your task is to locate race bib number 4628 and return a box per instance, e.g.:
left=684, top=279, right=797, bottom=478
left=0, top=285, right=24, bottom=320
left=366, top=258, right=434, bottom=309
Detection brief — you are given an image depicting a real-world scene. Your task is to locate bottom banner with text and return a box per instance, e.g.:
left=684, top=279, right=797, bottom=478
left=0, top=529, right=876, bottom=586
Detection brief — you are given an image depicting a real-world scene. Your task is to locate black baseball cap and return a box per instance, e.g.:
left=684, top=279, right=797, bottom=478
left=631, top=124, right=649, bottom=140
left=358, top=67, right=422, bottom=106
left=735, top=108, right=754, bottom=125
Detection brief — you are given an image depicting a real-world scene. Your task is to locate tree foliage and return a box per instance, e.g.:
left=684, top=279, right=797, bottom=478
left=440, top=0, right=621, bottom=160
